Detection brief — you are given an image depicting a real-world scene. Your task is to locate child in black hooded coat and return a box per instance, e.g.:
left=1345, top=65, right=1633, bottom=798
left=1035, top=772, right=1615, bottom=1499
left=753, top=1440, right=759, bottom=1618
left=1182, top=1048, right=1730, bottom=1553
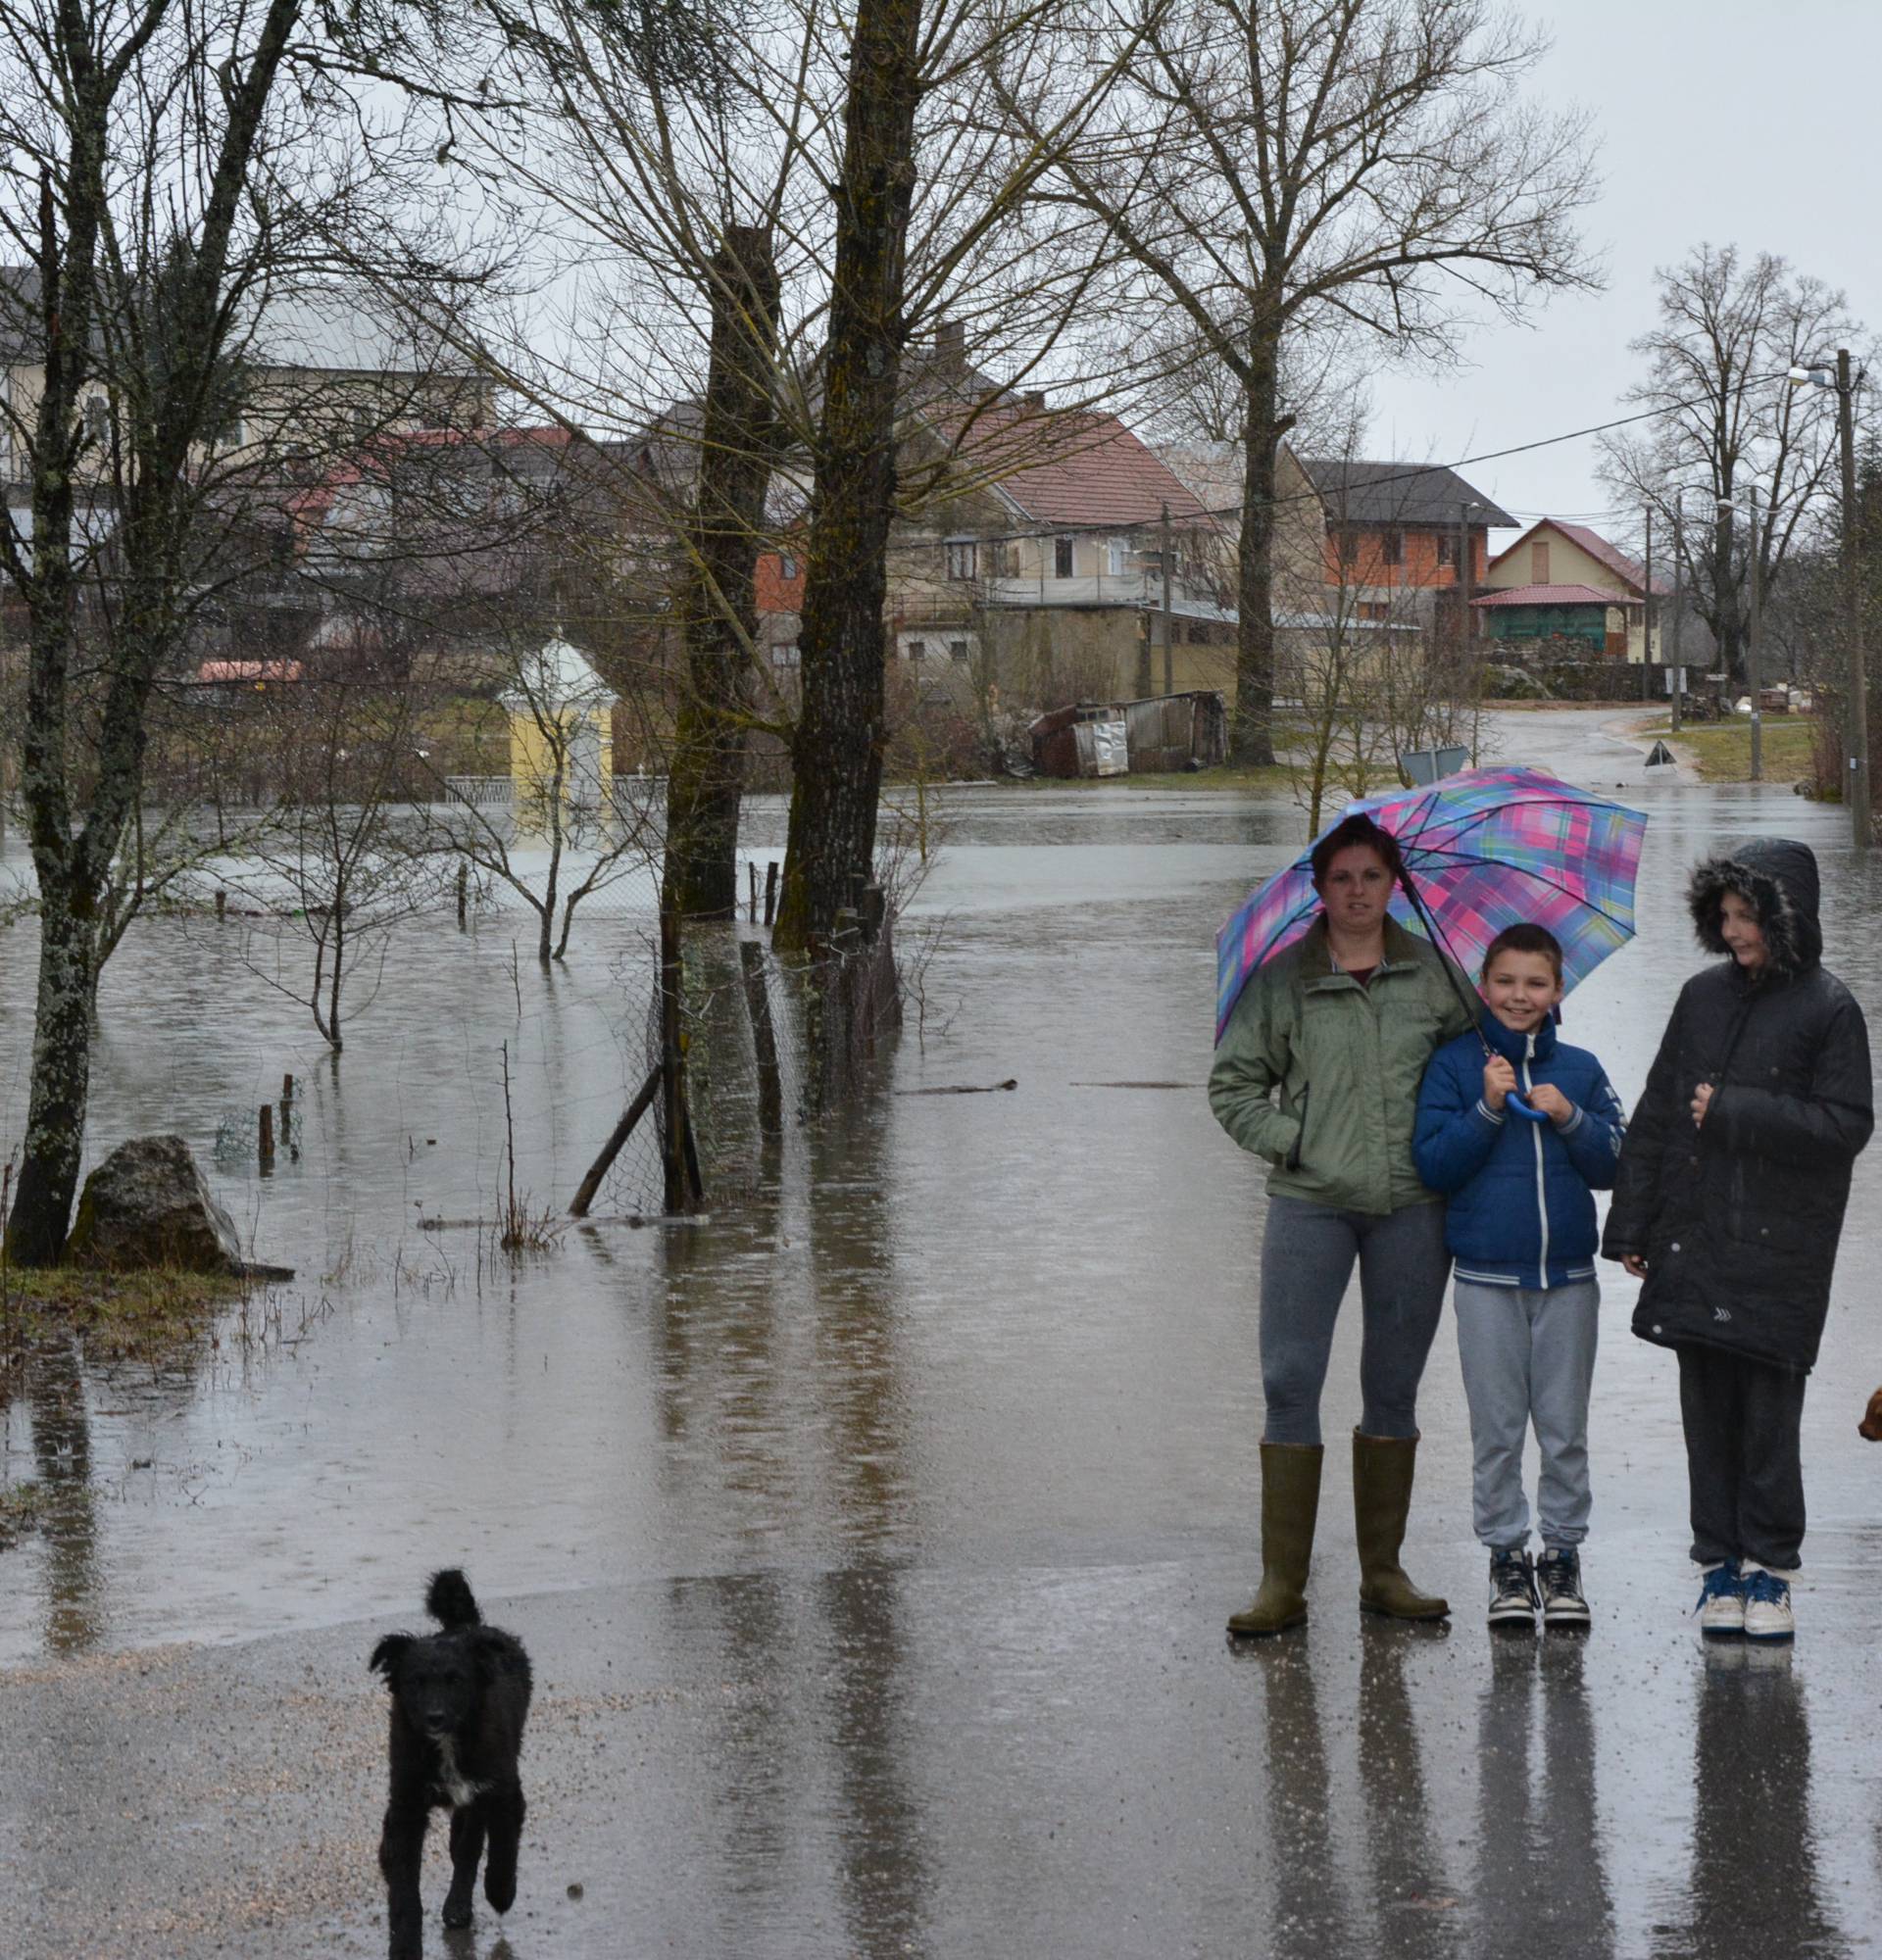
left=1603, top=837, right=1872, bottom=1642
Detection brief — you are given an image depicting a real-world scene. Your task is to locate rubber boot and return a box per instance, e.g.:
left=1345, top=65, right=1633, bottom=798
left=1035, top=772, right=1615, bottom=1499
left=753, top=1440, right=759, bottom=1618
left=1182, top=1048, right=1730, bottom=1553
left=1353, top=1429, right=1449, bottom=1620
left=1227, top=1443, right=1323, bottom=1637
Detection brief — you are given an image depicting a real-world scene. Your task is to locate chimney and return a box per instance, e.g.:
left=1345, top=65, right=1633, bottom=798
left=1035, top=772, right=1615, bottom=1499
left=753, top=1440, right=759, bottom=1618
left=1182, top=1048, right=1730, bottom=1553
left=1021, top=390, right=1046, bottom=410
left=934, top=318, right=966, bottom=375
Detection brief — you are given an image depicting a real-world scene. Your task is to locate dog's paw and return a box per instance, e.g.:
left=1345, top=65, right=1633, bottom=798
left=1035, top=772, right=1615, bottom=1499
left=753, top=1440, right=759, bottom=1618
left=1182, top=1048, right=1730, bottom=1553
left=441, top=1894, right=473, bottom=1931
left=484, top=1874, right=517, bottom=1915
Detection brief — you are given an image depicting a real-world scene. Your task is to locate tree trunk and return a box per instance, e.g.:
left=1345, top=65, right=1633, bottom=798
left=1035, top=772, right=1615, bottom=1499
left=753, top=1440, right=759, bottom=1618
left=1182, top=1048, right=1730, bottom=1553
left=1233, top=324, right=1292, bottom=768
left=5, top=883, right=98, bottom=1266
left=665, top=225, right=780, bottom=920
left=773, top=0, right=922, bottom=955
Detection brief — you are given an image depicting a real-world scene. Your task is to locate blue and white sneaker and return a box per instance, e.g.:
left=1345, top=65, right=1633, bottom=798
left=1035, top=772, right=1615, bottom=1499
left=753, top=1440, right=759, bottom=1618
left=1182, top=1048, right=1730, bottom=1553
left=1694, top=1559, right=1746, bottom=1637
left=1742, top=1564, right=1796, bottom=1642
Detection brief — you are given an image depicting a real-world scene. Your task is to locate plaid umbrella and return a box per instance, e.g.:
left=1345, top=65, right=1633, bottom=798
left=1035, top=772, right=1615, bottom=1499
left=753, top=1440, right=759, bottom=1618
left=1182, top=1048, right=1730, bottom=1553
left=1214, top=765, right=1648, bottom=1047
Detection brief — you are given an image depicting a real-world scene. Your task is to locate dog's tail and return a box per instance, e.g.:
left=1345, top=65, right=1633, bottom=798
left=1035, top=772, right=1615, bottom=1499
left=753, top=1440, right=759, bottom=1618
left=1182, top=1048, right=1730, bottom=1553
left=425, top=1568, right=482, bottom=1629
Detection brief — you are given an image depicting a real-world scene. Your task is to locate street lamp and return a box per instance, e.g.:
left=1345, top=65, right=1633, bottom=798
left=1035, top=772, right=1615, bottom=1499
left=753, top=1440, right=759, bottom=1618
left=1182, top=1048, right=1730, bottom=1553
left=1717, top=486, right=1762, bottom=781
left=1789, top=350, right=1867, bottom=849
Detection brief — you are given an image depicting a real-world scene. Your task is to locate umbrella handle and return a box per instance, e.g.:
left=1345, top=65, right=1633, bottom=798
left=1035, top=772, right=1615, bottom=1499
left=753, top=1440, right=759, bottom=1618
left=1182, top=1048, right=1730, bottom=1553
left=1504, top=1094, right=1549, bottom=1123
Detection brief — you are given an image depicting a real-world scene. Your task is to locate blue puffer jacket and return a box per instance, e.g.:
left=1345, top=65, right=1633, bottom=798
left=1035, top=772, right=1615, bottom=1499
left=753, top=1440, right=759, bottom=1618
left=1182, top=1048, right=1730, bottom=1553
left=1414, top=1009, right=1627, bottom=1290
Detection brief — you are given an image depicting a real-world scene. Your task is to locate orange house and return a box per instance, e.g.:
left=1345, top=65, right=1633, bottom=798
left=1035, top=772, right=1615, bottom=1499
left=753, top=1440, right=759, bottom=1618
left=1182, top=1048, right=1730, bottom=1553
left=1291, top=457, right=1514, bottom=621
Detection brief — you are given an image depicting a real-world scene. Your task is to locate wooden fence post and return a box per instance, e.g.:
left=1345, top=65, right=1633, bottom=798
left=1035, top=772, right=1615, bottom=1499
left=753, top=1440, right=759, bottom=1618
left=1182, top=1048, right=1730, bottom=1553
left=740, top=940, right=782, bottom=1132
left=659, top=888, right=704, bottom=1212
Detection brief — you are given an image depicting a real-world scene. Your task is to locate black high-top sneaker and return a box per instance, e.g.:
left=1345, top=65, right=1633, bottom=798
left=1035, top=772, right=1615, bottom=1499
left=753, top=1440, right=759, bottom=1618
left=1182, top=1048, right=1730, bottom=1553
left=1488, top=1548, right=1538, bottom=1629
left=1536, top=1547, right=1591, bottom=1629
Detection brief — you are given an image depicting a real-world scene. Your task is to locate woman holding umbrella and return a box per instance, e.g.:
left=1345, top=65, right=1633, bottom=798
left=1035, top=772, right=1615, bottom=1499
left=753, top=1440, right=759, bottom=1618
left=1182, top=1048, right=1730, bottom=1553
left=1210, top=811, right=1475, bottom=1636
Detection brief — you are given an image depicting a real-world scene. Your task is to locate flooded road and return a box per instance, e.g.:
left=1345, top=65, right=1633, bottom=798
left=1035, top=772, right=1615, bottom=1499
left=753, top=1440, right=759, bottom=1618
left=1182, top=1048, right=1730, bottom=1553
left=5, top=707, right=1882, bottom=1956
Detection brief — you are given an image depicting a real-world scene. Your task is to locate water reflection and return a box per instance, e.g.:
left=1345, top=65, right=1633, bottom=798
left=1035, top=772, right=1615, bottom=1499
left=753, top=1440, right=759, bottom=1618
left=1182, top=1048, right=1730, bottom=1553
left=25, top=1338, right=102, bottom=1654
left=1471, top=1636, right=1612, bottom=1953
left=1652, top=1643, right=1832, bottom=1958
left=1246, top=1642, right=1352, bottom=1938
left=1358, top=1622, right=1459, bottom=1958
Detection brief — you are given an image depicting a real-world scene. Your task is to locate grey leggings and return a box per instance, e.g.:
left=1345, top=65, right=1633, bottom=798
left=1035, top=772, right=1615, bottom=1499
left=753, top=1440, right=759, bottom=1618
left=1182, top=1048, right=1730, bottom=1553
left=1259, top=1193, right=1452, bottom=1446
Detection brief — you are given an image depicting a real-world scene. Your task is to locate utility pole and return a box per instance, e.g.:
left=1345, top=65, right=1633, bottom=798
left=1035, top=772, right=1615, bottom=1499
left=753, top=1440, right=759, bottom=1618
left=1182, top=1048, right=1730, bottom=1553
left=1670, top=502, right=1684, bottom=734
left=1640, top=509, right=1654, bottom=703
left=1460, top=498, right=1479, bottom=760
left=1747, top=481, right=1762, bottom=782
left=1841, top=347, right=1869, bottom=848
left=1161, top=501, right=1174, bottom=695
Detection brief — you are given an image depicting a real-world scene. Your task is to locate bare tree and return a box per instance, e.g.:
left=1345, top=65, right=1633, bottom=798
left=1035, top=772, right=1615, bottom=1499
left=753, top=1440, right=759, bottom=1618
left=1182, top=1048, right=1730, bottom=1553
left=1017, top=0, right=1597, bottom=765
left=1599, top=244, right=1863, bottom=684
left=225, top=678, right=447, bottom=1049
left=0, top=0, right=480, bottom=1262
left=420, top=644, right=658, bottom=964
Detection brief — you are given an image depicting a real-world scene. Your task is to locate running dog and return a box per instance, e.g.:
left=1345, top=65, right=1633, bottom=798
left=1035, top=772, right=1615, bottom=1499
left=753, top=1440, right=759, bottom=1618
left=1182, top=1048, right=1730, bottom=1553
left=370, top=1570, right=532, bottom=1959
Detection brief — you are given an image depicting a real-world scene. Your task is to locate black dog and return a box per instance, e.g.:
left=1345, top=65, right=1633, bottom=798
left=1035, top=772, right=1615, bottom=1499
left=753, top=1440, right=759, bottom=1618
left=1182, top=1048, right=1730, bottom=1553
left=370, top=1570, right=532, bottom=1959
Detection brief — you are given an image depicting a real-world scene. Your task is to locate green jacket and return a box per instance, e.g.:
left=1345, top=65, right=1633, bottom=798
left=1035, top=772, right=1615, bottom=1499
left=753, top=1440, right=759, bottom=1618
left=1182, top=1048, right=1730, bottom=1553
left=1209, top=915, right=1475, bottom=1214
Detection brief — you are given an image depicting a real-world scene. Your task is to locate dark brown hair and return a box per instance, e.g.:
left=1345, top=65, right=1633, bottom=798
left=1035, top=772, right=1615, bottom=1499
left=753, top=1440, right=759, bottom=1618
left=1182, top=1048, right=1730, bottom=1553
left=1481, top=922, right=1563, bottom=984
left=1309, top=813, right=1404, bottom=890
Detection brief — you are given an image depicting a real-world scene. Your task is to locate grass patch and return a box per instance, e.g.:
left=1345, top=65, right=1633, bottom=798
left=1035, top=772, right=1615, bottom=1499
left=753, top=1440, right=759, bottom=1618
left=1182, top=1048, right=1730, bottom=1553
left=1639, top=716, right=1820, bottom=784
left=2, top=1266, right=251, bottom=1365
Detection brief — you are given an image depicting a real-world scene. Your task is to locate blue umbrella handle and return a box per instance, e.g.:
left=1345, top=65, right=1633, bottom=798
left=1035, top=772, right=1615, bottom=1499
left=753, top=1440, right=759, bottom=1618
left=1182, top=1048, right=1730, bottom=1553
left=1505, top=1094, right=1550, bottom=1122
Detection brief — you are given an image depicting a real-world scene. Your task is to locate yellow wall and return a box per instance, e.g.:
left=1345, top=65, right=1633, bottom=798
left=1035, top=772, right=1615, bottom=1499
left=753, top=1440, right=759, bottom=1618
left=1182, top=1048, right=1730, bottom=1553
left=1482, top=525, right=1661, bottom=662
left=508, top=706, right=614, bottom=811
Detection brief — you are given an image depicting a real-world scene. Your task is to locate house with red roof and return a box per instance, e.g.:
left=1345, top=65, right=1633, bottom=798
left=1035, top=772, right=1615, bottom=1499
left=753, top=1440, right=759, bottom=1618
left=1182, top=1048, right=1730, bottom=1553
left=1474, top=518, right=1669, bottom=662
left=876, top=391, right=1240, bottom=703
left=750, top=328, right=1240, bottom=705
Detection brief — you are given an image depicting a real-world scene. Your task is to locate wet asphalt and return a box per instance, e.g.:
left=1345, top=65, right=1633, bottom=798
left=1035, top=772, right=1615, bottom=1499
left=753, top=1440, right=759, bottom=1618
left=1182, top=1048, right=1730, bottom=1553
left=6, top=707, right=1882, bottom=1957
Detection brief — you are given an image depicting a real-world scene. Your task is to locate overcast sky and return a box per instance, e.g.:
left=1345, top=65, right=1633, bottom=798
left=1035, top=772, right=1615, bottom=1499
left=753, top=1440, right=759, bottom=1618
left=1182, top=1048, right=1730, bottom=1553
left=1365, top=0, right=1879, bottom=546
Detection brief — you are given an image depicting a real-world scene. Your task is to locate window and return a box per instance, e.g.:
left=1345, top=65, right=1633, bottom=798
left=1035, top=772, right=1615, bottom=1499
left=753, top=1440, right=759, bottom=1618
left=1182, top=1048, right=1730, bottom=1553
left=1334, top=524, right=1360, bottom=568
left=1436, top=533, right=1458, bottom=568
left=1380, top=528, right=1403, bottom=567
left=1055, top=535, right=1075, bottom=578
left=945, top=539, right=976, bottom=581
left=771, top=643, right=800, bottom=667
left=1531, top=540, right=1551, bottom=583
left=948, top=638, right=969, bottom=662
left=83, top=395, right=107, bottom=443
left=907, top=638, right=927, bottom=662
left=778, top=552, right=798, bottom=581
left=1106, top=538, right=1129, bottom=576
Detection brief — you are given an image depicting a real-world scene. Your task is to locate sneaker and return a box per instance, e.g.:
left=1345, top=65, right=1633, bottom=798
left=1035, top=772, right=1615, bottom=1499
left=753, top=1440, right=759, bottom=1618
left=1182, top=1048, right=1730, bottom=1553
left=1487, top=1548, right=1538, bottom=1628
left=1536, top=1547, right=1591, bottom=1628
left=1694, top=1559, right=1746, bottom=1637
left=1742, top=1565, right=1796, bottom=1642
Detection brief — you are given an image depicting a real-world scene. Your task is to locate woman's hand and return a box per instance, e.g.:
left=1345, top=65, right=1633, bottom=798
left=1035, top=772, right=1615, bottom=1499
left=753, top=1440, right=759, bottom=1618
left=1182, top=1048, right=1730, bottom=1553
left=1529, top=1084, right=1574, bottom=1124
left=1482, top=1056, right=1516, bottom=1111
left=1621, top=1253, right=1649, bottom=1278
left=1690, top=1082, right=1714, bottom=1128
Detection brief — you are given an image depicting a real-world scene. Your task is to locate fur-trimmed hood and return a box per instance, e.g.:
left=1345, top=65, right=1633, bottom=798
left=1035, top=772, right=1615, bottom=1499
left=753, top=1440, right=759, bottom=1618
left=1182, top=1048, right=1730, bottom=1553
left=1688, top=836, right=1822, bottom=978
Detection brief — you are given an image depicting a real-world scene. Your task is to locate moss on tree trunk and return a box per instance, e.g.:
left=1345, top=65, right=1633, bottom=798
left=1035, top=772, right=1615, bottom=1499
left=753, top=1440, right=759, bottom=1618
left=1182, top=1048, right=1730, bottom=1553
left=665, top=225, right=781, bottom=919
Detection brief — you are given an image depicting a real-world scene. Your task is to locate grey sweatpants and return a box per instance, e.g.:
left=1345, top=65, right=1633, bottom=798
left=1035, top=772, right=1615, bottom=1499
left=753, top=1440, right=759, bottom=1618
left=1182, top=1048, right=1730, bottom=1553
left=1453, top=1279, right=1600, bottom=1550
left=1259, top=1194, right=1451, bottom=1446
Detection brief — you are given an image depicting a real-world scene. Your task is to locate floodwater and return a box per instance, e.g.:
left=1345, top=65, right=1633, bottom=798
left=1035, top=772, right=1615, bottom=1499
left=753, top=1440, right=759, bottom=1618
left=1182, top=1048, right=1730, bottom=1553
left=5, top=706, right=1882, bottom=1957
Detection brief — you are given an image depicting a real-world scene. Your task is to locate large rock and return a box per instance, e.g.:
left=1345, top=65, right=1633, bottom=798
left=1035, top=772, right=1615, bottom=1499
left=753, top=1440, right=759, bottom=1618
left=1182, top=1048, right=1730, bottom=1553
left=66, top=1135, right=247, bottom=1274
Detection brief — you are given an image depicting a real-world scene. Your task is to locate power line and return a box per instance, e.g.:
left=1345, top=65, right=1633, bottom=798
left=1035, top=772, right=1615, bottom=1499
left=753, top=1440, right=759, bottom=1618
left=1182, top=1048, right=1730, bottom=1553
left=924, top=371, right=1805, bottom=546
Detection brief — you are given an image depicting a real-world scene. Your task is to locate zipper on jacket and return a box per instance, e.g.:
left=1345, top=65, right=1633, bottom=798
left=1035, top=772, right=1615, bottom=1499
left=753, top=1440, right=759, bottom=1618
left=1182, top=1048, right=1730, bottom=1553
left=1524, top=1034, right=1550, bottom=1287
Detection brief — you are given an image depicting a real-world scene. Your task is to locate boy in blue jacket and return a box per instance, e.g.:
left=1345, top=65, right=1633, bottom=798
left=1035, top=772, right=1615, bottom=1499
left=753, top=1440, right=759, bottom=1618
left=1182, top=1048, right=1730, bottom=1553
left=1414, top=923, right=1627, bottom=1630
